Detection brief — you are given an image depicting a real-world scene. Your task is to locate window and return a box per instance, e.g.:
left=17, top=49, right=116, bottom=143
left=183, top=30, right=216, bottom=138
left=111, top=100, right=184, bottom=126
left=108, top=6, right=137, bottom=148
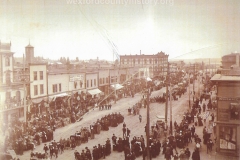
left=6, top=71, right=11, bottom=85
left=59, top=84, right=62, bottom=92
left=103, top=78, right=105, bottom=84
left=219, top=125, right=237, bottom=150
left=40, top=84, right=44, bottom=94
left=5, top=57, right=10, bottom=66
left=106, top=77, right=108, bottom=83
left=230, top=103, right=240, bottom=120
left=5, top=92, right=11, bottom=102
left=39, top=71, right=43, bottom=80
left=52, top=84, right=57, bottom=93
left=94, top=79, right=96, bottom=86
left=91, top=80, right=93, bottom=87
left=34, top=85, right=38, bottom=96
left=80, top=80, right=83, bottom=88
left=34, top=71, right=37, bottom=80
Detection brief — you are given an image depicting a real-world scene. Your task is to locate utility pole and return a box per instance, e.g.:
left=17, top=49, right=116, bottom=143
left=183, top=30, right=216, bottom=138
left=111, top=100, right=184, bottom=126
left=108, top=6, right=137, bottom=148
left=146, top=89, right=150, bottom=160
left=169, top=78, right=172, bottom=135
left=193, top=63, right=195, bottom=102
left=23, top=54, right=27, bottom=123
left=165, top=62, right=169, bottom=123
left=188, top=67, right=191, bottom=109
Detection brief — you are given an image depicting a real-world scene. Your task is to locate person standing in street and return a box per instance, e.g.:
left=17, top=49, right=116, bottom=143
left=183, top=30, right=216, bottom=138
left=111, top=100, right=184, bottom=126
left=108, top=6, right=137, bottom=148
left=192, top=148, right=200, bottom=160
left=127, top=128, right=131, bottom=137
left=139, top=115, right=142, bottom=122
left=123, top=127, right=127, bottom=138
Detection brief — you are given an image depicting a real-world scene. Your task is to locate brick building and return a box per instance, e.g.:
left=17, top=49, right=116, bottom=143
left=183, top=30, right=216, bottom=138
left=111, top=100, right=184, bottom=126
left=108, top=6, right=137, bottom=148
left=119, top=51, right=169, bottom=78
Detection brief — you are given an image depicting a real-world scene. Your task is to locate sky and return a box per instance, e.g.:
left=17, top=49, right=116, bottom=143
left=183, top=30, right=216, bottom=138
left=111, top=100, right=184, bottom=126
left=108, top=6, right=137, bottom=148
left=0, top=0, right=240, bottom=61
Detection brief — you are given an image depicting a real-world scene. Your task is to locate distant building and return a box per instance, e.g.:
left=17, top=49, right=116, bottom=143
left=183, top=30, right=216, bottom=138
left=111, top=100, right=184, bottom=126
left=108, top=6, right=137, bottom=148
left=221, top=53, right=240, bottom=69
left=25, top=44, right=34, bottom=65
left=218, top=53, right=240, bottom=76
left=120, top=51, right=169, bottom=78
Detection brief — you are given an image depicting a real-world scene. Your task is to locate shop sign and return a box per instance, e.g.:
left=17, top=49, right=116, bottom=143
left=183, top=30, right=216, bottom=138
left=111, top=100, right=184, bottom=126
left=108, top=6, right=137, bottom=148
left=69, top=75, right=84, bottom=82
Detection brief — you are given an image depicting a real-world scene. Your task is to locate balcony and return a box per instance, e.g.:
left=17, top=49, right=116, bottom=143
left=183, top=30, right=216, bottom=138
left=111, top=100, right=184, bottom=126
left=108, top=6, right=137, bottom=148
left=0, top=100, right=29, bottom=112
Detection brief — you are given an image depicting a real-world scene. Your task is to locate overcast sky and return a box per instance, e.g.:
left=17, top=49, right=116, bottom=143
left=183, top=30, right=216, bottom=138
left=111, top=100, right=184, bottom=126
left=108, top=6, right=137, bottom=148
left=0, top=0, right=239, bottom=61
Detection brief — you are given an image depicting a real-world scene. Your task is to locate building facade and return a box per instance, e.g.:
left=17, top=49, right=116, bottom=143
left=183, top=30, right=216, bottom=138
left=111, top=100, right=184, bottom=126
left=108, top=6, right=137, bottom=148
left=0, top=42, right=25, bottom=124
left=211, top=74, right=240, bottom=157
left=120, top=51, right=169, bottom=78
left=221, top=53, right=240, bottom=69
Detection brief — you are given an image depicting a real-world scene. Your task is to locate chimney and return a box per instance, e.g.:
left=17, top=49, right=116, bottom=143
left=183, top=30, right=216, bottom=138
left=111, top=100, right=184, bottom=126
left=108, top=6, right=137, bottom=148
left=236, top=53, right=239, bottom=67
left=140, top=50, right=141, bottom=55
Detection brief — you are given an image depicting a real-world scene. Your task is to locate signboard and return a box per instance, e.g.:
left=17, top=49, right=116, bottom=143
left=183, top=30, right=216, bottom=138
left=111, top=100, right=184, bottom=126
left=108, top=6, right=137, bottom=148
left=217, top=97, right=240, bottom=101
left=218, top=108, right=229, bottom=121
left=69, top=75, right=84, bottom=82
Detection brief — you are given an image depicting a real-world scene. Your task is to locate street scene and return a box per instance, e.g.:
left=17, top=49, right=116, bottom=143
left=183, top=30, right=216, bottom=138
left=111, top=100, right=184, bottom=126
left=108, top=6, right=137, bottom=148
left=1, top=0, right=240, bottom=160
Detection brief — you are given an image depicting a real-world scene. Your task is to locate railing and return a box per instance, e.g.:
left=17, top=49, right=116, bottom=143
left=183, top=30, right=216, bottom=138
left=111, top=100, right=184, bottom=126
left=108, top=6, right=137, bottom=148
left=0, top=101, right=29, bottom=111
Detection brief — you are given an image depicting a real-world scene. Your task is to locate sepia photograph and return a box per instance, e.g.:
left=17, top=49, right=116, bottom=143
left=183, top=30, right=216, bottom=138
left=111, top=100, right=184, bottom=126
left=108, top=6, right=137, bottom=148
left=0, top=0, right=240, bottom=159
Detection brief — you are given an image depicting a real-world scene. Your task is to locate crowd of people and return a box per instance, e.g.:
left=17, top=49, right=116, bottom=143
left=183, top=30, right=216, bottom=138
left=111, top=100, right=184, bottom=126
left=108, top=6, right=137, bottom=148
left=2, top=71, right=219, bottom=160
left=28, top=112, right=124, bottom=159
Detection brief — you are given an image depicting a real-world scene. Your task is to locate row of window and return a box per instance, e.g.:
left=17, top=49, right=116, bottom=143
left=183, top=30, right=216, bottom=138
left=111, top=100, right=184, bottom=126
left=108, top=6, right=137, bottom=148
left=34, top=84, right=44, bottom=96
left=99, top=77, right=109, bottom=85
left=53, top=84, right=62, bottom=93
left=86, top=79, right=96, bottom=88
left=121, top=59, right=167, bottom=65
left=33, top=71, right=44, bottom=80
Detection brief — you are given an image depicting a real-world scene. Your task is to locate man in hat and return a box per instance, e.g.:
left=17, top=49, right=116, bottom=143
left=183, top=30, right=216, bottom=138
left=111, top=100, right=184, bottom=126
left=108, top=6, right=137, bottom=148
left=43, top=144, right=49, bottom=154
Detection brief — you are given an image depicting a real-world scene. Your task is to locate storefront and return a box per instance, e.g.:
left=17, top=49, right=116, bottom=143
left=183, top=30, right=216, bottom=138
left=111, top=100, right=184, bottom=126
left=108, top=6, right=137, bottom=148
left=211, top=74, right=240, bottom=157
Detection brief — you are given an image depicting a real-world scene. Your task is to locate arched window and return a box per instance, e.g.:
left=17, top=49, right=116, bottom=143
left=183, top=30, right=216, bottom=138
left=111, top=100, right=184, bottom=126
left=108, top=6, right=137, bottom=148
left=5, top=57, right=10, bottom=66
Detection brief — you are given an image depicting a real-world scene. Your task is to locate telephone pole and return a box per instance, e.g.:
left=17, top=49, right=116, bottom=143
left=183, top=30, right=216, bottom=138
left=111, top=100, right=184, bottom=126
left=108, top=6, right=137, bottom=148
left=169, top=79, right=173, bottom=135
left=146, top=89, right=150, bottom=160
left=165, top=62, right=169, bottom=123
left=193, top=63, right=195, bottom=102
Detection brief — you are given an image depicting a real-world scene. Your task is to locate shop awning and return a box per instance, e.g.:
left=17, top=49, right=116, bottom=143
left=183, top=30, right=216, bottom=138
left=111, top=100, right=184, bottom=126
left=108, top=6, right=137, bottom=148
left=111, top=84, right=124, bottom=90
left=31, top=97, right=49, bottom=104
left=31, top=98, right=43, bottom=104
left=49, top=92, right=69, bottom=101
left=87, top=88, right=102, bottom=95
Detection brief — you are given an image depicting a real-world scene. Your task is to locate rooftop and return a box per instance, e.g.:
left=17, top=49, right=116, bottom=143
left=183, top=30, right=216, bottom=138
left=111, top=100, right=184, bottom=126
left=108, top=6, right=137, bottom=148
left=211, top=74, right=240, bottom=82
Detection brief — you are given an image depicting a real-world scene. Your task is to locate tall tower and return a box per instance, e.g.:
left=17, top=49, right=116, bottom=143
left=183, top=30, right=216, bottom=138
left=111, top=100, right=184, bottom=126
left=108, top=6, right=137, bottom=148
left=25, top=43, right=34, bottom=65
